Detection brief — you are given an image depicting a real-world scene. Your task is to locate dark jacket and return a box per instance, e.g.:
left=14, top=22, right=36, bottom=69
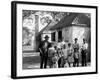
left=39, top=40, right=50, bottom=56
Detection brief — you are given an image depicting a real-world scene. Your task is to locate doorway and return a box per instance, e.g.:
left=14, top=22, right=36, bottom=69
left=58, top=30, right=62, bottom=42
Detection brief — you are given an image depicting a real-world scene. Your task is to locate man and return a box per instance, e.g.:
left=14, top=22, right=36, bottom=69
left=39, top=35, right=50, bottom=69
left=73, top=38, right=79, bottom=67
left=81, top=38, right=88, bottom=66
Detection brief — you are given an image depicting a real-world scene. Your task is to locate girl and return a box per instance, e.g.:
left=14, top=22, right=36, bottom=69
left=61, top=44, right=68, bottom=67
left=67, top=43, right=74, bottom=67
left=48, top=43, right=58, bottom=68
left=48, top=43, right=55, bottom=68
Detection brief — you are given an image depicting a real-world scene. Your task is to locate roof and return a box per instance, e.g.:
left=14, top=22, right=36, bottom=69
left=44, top=20, right=58, bottom=31
left=37, top=20, right=57, bottom=35
left=37, top=13, right=90, bottom=36
left=50, top=13, right=78, bottom=30
left=50, top=13, right=90, bottom=30
left=72, top=14, right=90, bottom=27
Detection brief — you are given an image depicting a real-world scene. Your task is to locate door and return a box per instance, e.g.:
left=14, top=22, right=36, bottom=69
left=58, top=30, right=62, bottom=42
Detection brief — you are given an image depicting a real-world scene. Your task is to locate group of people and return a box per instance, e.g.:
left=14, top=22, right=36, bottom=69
left=39, top=35, right=88, bottom=69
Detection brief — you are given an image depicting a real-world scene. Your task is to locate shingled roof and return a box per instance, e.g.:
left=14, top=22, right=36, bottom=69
left=37, top=13, right=90, bottom=37
left=50, top=13, right=90, bottom=30
left=72, top=13, right=90, bottom=27
left=50, top=13, right=78, bottom=30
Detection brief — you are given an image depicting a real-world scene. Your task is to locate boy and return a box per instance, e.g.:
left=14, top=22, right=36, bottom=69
left=72, top=38, right=79, bottom=67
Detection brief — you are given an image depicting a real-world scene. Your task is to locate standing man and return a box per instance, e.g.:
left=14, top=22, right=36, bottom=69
left=39, top=35, right=50, bottom=69
left=81, top=38, right=88, bottom=66
left=73, top=38, right=79, bottom=67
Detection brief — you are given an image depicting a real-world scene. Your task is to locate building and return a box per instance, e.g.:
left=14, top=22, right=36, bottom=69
left=40, top=13, right=91, bottom=62
left=49, top=13, right=90, bottom=44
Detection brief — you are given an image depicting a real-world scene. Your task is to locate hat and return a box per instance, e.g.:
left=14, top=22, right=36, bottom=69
left=83, top=38, right=85, bottom=41
left=68, top=43, right=71, bottom=46
left=44, top=35, right=49, bottom=38
left=74, top=38, right=78, bottom=40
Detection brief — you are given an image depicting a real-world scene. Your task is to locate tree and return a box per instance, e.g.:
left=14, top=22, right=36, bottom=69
left=23, top=10, right=69, bottom=26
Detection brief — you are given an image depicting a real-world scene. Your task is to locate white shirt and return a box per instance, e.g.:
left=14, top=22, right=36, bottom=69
left=57, top=41, right=66, bottom=49
left=57, top=42, right=61, bottom=48
left=62, top=49, right=68, bottom=59
left=81, top=43, right=88, bottom=50
left=48, top=47, right=55, bottom=57
left=61, top=41, right=66, bottom=48
left=44, top=42, right=48, bottom=48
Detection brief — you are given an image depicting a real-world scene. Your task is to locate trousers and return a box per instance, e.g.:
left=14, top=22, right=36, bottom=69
left=40, top=55, right=48, bottom=69
left=81, top=50, right=87, bottom=66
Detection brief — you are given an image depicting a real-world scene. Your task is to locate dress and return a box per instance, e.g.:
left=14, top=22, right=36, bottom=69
left=72, top=43, right=79, bottom=59
left=67, top=47, right=74, bottom=63
left=62, top=48, right=68, bottom=59
left=48, top=47, right=55, bottom=68
left=52, top=54, right=58, bottom=68
left=60, top=48, right=68, bottom=67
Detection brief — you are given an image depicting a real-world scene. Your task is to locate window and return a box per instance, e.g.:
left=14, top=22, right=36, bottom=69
left=51, top=32, right=55, bottom=41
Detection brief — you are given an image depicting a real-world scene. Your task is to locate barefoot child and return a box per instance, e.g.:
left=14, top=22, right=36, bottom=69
left=48, top=43, right=58, bottom=68
left=61, top=44, right=68, bottom=67
left=48, top=43, right=55, bottom=68
left=67, top=43, right=74, bottom=67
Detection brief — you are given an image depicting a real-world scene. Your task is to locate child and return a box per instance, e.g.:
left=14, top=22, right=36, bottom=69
left=67, top=43, right=74, bottom=67
left=48, top=43, right=58, bottom=68
left=64, top=59, right=69, bottom=67
left=52, top=52, right=59, bottom=68
left=72, top=38, right=79, bottom=67
left=57, top=48, right=63, bottom=68
left=61, top=44, right=68, bottom=67
left=48, top=43, right=55, bottom=68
